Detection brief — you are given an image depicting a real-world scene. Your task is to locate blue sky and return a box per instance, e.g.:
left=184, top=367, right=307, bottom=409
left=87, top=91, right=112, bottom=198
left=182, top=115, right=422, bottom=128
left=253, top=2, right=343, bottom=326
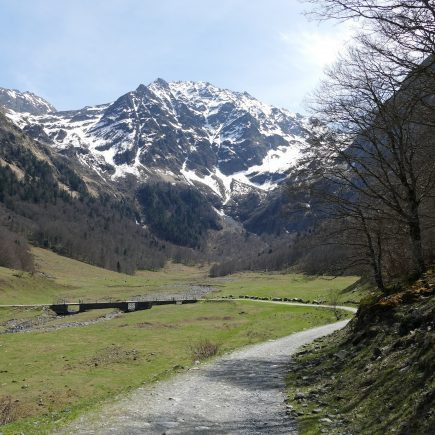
left=0, top=0, right=353, bottom=112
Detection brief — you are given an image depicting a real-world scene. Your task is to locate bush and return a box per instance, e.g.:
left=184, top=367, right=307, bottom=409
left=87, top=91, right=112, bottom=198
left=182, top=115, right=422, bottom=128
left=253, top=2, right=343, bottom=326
left=189, top=339, right=220, bottom=361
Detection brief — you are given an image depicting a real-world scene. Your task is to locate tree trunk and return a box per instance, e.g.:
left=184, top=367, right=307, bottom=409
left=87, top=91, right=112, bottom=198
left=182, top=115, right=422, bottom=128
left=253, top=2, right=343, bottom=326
left=373, top=265, right=385, bottom=292
left=375, top=232, right=385, bottom=291
left=361, top=216, right=385, bottom=292
left=408, top=208, right=426, bottom=276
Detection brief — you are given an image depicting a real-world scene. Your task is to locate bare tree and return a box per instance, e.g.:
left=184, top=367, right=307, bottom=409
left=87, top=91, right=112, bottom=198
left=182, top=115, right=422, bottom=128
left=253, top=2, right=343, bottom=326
left=0, top=227, right=34, bottom=272
left=287, top=40, right=434, bottom=287
left=290, top=1, right=435, bottom=283
left=305, top=0, right=435, bottom=62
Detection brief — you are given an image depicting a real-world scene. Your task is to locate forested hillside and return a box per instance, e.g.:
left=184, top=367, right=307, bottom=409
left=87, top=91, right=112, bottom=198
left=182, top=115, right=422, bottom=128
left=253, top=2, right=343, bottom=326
left=137, top=183, right=221, bottom=248
left=0, top=111, right=169, bottom=273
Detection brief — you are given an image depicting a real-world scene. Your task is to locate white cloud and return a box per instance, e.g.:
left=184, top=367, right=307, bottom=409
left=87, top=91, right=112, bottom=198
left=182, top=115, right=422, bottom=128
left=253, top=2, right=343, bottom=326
left=279, top=23, right=356, bottom=69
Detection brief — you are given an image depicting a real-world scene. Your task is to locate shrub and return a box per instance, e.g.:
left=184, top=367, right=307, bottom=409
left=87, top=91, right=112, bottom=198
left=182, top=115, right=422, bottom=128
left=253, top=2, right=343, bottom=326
left=189, top=339, right=220, bottom=361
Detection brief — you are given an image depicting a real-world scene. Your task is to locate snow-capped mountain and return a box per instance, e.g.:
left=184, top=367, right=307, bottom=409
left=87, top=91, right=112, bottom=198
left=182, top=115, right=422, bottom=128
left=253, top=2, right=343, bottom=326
left=3, top=79, right=312, bottom=206
left=0, top=87, right=55, bottom=115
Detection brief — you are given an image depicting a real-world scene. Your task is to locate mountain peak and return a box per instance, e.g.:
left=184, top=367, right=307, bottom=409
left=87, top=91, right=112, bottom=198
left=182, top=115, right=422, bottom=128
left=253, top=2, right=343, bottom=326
left=0, top=87, right=55, bottom=115
left=153, top=77, right=169, bottom=87
left=5, top=80, right=311, bottom=204
left=135, top=83, right=148, bottom=93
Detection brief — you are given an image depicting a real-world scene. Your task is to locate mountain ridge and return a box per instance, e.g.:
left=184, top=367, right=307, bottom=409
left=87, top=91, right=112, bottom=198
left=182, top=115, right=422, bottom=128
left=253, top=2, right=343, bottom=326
left=0, top=80, right=316, bottom=237
left=0, top=87, right=55, bottom=115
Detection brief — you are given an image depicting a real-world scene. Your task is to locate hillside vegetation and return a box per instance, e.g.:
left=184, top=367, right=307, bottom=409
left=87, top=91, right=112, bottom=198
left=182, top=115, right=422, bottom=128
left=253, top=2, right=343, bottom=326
left=137, top=182, right=221, bottom=248
left=286, top=270, right=434, bottom=434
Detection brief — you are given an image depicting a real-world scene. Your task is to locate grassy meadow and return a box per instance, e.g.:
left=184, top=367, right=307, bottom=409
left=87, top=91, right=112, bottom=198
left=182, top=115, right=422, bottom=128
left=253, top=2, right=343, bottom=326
left=0, top=300, right=350, bottom=433
left=0, top=247, right=361, bottom=306
left=208, top=272, right=361, bottom=305
left=0, top=247, right=209, bottom=305
left=0, top=247, right=363, bottom=432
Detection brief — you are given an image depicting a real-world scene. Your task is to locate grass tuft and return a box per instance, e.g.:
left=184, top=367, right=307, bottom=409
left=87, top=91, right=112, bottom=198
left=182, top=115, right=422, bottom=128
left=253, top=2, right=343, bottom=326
left=0, top=396, right=13, bottom=425
left=189, top=339, right=220, bottom=361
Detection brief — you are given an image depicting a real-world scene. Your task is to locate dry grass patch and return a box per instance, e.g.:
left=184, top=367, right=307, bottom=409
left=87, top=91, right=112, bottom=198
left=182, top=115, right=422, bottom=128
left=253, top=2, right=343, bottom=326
left=0, top=396, right=13, bottom=425
left=136, top=321, right=178, bottom=329
left=87, top=345, right=139, bottom=367
left=189, top=339, right=220, bottom=361
left=195, top=316, right=234, bottom=321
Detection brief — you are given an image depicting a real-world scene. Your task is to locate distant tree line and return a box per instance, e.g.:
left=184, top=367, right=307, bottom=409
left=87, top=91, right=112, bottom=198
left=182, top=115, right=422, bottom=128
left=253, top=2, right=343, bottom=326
left=0, top=161, right=170, bottom=273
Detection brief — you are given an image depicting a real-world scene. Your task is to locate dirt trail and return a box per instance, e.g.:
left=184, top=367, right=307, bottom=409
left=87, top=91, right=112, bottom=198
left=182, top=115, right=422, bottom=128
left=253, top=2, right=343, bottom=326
left=62, top=319, right=350, bottom=434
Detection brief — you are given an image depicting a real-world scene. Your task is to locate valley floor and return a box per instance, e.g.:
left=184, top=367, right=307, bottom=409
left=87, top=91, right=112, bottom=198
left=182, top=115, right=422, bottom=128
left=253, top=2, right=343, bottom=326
left=0, top=247, right=363, bottom=433
left=61, top=320, right=350, bottom=435
left=0, top=247, right=360, bottom=306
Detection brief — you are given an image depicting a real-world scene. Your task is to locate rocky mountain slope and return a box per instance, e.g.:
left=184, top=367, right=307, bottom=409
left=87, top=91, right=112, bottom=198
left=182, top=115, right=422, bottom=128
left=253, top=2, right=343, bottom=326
left=1, top=81, right=314, bottom=234
left=0, top=87, right=55, bottom=115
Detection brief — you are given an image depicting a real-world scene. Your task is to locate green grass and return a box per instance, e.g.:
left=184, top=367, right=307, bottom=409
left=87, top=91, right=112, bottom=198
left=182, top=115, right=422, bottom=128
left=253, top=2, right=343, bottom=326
left=0, top=247, right=360, bottom=432
left=207, top=271, right=361, bottom=305
left=0, top=247, right=209, bottom=305
left=0, top=300, right=350, bottom=433
left=0, top=247, right=362, bottom=306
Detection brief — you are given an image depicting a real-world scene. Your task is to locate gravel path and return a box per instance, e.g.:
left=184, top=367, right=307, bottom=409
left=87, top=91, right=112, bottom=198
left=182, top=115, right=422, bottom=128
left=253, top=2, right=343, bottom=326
left=62, top=319, right=350, bottom=435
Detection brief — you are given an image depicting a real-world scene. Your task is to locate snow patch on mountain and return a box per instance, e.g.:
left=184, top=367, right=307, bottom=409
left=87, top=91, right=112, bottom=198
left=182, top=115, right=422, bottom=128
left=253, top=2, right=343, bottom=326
left=3, top=79, right=313, bottom=203
left=0, top=87, right=55, bottom=115
left=247, top=144, right=301, bottom=175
